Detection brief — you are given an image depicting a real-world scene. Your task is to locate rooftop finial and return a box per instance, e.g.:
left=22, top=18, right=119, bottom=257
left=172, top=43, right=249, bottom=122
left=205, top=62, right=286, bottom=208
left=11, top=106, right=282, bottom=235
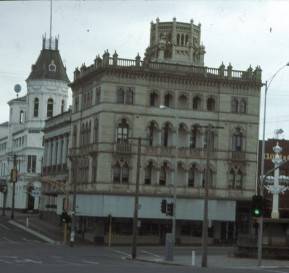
left=49, top=0, right=53, bottom=49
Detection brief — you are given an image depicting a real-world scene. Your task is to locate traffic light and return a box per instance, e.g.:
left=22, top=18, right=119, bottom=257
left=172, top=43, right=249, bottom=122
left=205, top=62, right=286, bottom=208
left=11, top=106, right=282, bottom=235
left=251, top=195, right=263, bottom=217
left=161, top=199, right=167, bottom=214
left=60, top=211, right=71, bottom=224
left=166, top=202, right=174, bottom=216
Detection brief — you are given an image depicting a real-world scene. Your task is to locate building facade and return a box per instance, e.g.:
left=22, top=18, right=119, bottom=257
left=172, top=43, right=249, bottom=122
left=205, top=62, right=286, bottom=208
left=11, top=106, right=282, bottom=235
left=44, top=18, right=262, bottom=244
left=41, top=110, right=71, bottom=220
left=0, top=37, right=69, bottom=210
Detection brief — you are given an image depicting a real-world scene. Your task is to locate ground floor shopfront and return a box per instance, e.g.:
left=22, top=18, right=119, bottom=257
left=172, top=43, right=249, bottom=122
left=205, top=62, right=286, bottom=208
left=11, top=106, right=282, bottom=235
left=39, top=193, right=252, bottom=245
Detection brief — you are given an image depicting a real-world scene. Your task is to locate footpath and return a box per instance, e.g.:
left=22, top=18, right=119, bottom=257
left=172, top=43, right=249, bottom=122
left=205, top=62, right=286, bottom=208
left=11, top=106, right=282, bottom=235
left=8, top=211, right=63, bottom=244
left=136, top=249, right=289, bottom=269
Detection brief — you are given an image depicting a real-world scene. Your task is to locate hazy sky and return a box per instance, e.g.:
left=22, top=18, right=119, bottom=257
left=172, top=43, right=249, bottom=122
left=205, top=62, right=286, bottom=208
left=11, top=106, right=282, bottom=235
left=1, top=0, right=289, bottom=139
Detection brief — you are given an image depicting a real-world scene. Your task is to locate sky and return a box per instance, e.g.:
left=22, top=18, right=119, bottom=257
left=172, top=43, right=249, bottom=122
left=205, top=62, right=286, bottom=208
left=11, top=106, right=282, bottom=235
left=1, top=0, right=289, bottom=139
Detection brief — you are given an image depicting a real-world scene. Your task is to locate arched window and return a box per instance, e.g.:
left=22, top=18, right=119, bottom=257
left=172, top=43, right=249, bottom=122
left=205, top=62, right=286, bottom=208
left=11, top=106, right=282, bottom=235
left=188, top=164, right=196, bottom=187
left=236, top=170, right=243, bottom=189
left=204, top=129, right=215, bottom=150
left=144, top=161, right=153, bottom=185
left=178, top=95, right=188, bottom=108
left=117, top=87, right=125, bottom=104
left=117, top=119, right=129, bottom=143
left=232, top=128, right=243, bottom=151
left=164, top=93, right=173, bottom=107
left=159, top=163, right=167, bottom=185
left=47, top=98, right=53, bottom=118
left=113, top=162, right=129, bottom=184
left=162, top=122, right=171, bottom=147
left=81, top=123, right=85, bottom=145
left=148, top=121, right=158, bottom=146
left=113, top=163, right=121, bottom=183
left=93, top=118, right=98, bottom=143
left=185, top=34, right=189, bottom=45
left=126, top=88, right=134, bottom=104
left=19, top=110, right=24, bottom=123
left=229, top=169, right=235, bottom=188
left=122, top=163, right=129, bottom=184
left=150, top=92, right=159, bottom=107
left=177, top=34, right=180, bottom=45
left=190, top=125, right=198, bottom=149
left=61, top=100, right=65, bottom=113
left=193, top=96, right=201, bottom=110
left=232, top=98, right=238, bottom=113
left=203, top=168, right=213, bottom=188
left=207, top=97, right=215, bottom=111
left=34, top=98, right=39, bottom=117
left=240, top=99, right=247, bottom=113
left=181, top=34, right=184, bottom=46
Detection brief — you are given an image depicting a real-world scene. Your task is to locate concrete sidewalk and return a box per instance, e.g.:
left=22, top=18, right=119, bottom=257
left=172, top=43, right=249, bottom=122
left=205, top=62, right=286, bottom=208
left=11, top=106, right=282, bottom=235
left=136, top=252, right=289, bottom=269
left=8, top=211, right=63, bottom=243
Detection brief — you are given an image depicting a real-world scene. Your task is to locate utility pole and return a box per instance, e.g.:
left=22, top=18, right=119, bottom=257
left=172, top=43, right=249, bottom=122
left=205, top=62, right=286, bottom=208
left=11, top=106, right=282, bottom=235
left=201, top=124, right=211, bottom=268
left=70, top=158, right=77, bottom=247
left=11, top=154, right=17, bottom=220
left=2, top=186, right=7, bottom=216
left=132, top=137, right=141, bottom=259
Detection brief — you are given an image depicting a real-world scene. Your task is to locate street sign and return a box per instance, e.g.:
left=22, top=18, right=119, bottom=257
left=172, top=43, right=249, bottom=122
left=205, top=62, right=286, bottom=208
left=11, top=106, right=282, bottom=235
left=31, top=189, right=41, bottom=198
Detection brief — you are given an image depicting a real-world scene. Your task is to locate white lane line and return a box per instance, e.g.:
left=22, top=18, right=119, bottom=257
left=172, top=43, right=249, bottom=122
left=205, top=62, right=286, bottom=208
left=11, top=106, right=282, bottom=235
left=82, top=260, right=99, bottom=265
left=0, top=223, right=9, bottom=230
left=141, top=250, right=161, bottom=258
left=111, top=249, right=131, bottom=258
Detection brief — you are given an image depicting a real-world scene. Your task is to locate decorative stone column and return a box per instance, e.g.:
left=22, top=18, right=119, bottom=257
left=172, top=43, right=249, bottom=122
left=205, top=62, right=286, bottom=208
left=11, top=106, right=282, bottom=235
left=265, top=142, right=289, bottom=219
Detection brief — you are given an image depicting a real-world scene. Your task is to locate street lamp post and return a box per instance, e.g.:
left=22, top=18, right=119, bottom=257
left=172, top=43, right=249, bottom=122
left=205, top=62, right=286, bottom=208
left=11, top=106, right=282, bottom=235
left=258, top=62, right=289, bottom=266
left=160, top=105, right=177, bottom=259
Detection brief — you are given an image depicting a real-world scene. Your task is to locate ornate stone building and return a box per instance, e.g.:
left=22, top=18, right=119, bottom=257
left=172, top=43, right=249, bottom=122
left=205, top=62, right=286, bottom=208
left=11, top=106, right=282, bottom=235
left=0, top=36, right=69, bottom=210
left=49, top=18, right=261, bottom=244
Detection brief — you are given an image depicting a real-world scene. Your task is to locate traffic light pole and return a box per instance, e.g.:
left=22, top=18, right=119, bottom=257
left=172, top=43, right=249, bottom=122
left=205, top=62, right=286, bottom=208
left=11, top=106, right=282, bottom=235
left=201, top=124, right=211, bottom=268
left=11, top=154, right=17, bottom=220
left=132, top=137, right=141, bottom=259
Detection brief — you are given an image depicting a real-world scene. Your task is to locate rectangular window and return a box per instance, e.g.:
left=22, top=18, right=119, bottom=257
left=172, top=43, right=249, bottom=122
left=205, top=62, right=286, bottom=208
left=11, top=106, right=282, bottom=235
left=27, top=155, right=37, bottom=173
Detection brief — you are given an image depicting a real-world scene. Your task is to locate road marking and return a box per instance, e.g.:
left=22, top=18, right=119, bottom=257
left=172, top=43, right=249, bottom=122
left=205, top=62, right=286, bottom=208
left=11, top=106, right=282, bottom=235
left=141, top=250, right=161, bottom=258
left=261, top=270, right=289, bottom=273
left=22, top=258, right=43, bottom=264
left=111, top=249, right=131, bottom=258
left=82, top=260, right=99, bottom=265
left=0, top=223, right=9, bottom=230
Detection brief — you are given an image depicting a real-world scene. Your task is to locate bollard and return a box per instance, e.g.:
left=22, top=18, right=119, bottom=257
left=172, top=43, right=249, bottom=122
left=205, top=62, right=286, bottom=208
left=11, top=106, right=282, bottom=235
left=191, top=250, right=195, bottom=266
left=26, top=216, right=29, bottom=228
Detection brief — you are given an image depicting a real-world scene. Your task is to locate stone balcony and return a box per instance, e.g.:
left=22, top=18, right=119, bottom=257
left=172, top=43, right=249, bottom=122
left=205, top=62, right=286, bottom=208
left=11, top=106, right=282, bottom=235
left=114, top=142, right=132, bottom=154
left=231, top=151, right=246, bottom=161
left=69, top=143, right=99, bottom=157
left=145, top=146, right=214, bottom=159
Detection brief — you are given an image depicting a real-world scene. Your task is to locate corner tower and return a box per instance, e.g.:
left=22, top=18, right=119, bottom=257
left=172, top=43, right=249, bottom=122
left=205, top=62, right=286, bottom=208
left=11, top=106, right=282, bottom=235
left=26, top=36, right=69, bottom=125
left=145, top=17, right=206, bottom=66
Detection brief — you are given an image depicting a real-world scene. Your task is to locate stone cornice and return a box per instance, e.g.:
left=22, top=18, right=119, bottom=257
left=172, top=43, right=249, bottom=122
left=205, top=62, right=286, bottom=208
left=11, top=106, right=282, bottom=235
left=70, top=60, right=262, bottom=91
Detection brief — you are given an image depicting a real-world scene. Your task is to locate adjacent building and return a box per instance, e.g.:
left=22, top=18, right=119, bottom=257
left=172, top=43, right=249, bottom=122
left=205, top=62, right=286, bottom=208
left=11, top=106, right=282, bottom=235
left=49, top=18, right=261, bottom=244
left=0, top=36, right=69, bottom=210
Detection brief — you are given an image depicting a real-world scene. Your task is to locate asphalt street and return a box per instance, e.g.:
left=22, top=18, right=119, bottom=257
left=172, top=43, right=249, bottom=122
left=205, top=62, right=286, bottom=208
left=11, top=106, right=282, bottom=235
left=1, top=217, right=289, bottom=273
